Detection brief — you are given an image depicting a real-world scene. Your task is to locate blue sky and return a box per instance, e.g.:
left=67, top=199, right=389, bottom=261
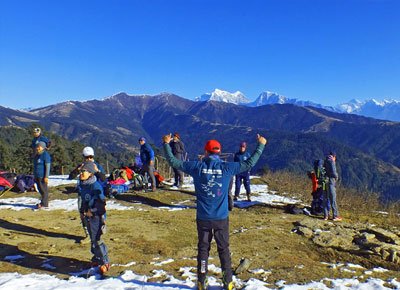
left=0, top=0, right=399, bottom=109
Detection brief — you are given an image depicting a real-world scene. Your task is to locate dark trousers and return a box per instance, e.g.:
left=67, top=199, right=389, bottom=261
left=173, top=168, right=184, bottom=186
left=35, top=177, right=49, bottom=207
left=196, top=218, right=232, bottom=284
left=86, top=215, right=109, bottom=265
left=142, top=164, right=156, bottom=189
left=234, top=172, right=251, bottom=197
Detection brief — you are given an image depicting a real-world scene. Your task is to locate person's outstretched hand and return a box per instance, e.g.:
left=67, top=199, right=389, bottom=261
left=163, top=133, right=172, bottom=144
left=257, top=134, right=267, bottom=145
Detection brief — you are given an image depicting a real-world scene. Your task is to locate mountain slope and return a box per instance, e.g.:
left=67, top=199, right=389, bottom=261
left=1, top=93, right=400, bottom=200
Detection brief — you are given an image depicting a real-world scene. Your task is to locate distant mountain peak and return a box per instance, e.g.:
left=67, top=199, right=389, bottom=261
left=195, top=89, right=250, bottom=105
left=335, top=98, right=400, bottom=121
left=250, top=91, right=292, bottom=106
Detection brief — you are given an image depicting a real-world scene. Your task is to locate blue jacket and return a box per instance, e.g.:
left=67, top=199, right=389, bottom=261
left=78, top=179, right=106, bottom=215
left=140, top=143, right=155, bottom=165
left=33, top=151, right=51, bottom=178
left=31, top=135, right=50, bottom=149
left=234, top=151, right=251, bottom=175
left=164, top=142, right=265, bottom=221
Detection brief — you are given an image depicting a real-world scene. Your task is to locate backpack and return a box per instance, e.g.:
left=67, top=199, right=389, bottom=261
left=15, top=174, right=35, bottom=193
left=313, top=159, right=327, bottom=190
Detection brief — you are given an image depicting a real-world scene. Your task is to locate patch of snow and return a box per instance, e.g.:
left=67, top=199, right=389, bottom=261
left=150, top=258, right=174, bottom=266
left=0, top=197, right=134, bottom=211
left=112, top=261, right=136, bottom=267
left=371, top=267, right=389, bottom=273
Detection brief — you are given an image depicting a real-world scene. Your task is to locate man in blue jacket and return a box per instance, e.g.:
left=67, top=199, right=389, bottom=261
left=139, top=137, right=157, bottom=191
left=233, top=142, right=252, bottom=201
left=31, top=127, right=51, bottom=156
left=33, top=141, right=51, bottom=209
left=163, top=133, right=267, bottom=290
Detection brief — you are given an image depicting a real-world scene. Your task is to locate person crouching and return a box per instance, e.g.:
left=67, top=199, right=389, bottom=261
left=78, top=161, right=110, bottom=274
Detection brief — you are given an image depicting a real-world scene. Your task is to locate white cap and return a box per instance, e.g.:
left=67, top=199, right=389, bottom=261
left=82, top=146, right=95, bottom=157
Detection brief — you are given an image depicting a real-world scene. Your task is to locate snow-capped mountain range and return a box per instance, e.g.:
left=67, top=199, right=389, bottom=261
left=195, top=88, right=249, bottom=105
left=197, top=89, right=400, bottom=122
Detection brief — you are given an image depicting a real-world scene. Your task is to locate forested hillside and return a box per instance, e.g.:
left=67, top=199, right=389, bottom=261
left=0, top=126, right=135, bottom=175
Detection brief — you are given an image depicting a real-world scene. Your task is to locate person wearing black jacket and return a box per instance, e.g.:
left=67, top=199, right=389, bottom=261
left=169, top=132, right=186, bottom=188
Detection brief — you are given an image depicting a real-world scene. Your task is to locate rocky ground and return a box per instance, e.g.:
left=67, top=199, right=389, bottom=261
left=0, top=183, right=399, bottom=288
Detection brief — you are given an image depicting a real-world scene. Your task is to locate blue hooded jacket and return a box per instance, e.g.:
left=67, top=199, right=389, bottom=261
left=164, top=142, right=265, bottom=221
left=78, top=177, right=106, bottom=215
left=140, top=142, right=155, bottom=165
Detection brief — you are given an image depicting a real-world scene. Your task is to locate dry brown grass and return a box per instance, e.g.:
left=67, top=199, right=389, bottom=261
left=1, top=176, right=399, bottom=286
left=260, top=169, right=400, bottom=227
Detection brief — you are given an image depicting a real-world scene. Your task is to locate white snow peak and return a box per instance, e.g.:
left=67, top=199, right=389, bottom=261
left=195, top=89, right=250, bottom=105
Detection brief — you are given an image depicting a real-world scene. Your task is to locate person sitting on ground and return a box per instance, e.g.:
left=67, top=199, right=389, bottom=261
left=169, top=132, right=186, bottom=188
left=69, top=146, right=106, bottom=244
left=138, top=137, right=157, bottom=192
left=78, top=161, right=110, bottom=274
left=162, top=133, right=267, bottom=290
left=33, top=141, right=51, bottom=209
left=233, top=141, right=252, bottom=201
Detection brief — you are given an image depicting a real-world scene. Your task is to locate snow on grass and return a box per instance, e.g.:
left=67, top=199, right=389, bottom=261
left=0, top=258, right=399, bottom=289
left=150, top=258, right=174, bottom=266
left=1, top=176, right=299, bottom=212
left=48, top=175, right=77, bottom=187
left=0, top=197, right=134, bottom=211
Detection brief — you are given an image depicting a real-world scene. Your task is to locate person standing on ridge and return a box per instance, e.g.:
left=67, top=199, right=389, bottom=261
left=33, top=141, right=51, bottom=209
left=169, top=132, right=186, bottom=188
left=162, top=133, right=267, bottom=290
left=324, top=151, right=342, bottom=221
left=139, top=137, right=157, bottom=191
left=69, top=146, right=106, bottom=244
left=31, top=127, right=51, bottom=156
left=233, top=142, right=252, bottom=201
left=78, top=161, right=110, bottom=274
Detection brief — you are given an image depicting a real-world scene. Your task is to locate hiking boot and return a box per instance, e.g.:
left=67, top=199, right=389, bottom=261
left=99, top=263, right=110, bottom=274
left=35, top=203, right=48, bottom=210
left=197, top=279, right=208, bottom=290
left=90, top=256, right=100, bottom=267
left=223, top=281, right=234, bottom=290
left=333, top=216, right=343, bottom=221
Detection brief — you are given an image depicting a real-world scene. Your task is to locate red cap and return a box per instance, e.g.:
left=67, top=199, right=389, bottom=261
left=204, top=139, right=221, bottom=154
